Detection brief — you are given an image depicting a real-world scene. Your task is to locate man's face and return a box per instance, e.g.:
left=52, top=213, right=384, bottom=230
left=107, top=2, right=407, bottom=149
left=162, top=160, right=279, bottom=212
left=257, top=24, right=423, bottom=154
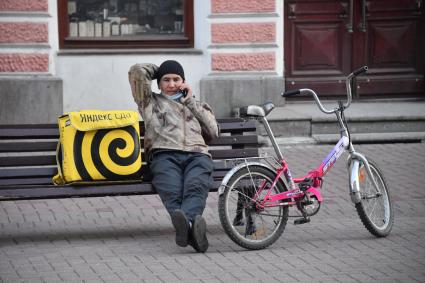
left=159, top=74, right=183, bottom=96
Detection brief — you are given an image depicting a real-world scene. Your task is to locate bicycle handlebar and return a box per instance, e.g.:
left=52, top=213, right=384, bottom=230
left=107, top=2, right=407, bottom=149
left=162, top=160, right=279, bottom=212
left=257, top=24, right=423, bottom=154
left=352, top=66, right=368, bottom=76
left=281, top=89, right=301, bottom=97
left=282, top=66, right=368, bottom=114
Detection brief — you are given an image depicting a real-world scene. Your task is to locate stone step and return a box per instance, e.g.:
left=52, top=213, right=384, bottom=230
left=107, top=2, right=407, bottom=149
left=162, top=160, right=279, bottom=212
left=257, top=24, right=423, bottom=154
left=311, top=117, right=425, bottom=135
left=259, top=117, right=425, bottom=137
left=259, top=132, right=425, bottom=147
left=255, top=100, right=425, bottom=144
left=313, top=132, right=425, bottom=144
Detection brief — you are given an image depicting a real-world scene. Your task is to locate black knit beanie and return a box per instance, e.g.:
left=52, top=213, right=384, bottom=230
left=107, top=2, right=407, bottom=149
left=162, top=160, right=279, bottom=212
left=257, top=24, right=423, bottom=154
left=156, top=60, right=185, bottom=86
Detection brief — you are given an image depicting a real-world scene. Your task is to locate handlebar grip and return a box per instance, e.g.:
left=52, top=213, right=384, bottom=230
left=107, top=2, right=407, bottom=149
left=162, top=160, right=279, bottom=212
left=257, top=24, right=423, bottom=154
left=352, top=66, right=368, bottom=76
left=281, top=89, right=301, bottom=97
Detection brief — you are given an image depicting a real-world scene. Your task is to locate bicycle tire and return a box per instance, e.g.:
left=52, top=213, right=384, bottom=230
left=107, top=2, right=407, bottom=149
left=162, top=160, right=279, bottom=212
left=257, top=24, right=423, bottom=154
left=355, top=158, right=394, bottom=237
left=218, top=165, right=288, bottom=250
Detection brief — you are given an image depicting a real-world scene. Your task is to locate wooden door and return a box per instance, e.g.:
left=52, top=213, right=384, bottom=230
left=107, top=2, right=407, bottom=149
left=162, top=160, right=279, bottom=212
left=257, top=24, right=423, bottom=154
left=284, top=0, right=424, bottom=99
left=352, top=0, right=424, bottom=98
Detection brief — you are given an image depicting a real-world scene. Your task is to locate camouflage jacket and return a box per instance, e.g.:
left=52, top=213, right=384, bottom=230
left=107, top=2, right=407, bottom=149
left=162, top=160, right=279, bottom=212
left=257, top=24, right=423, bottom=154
left=128, top=63, right=219, bottom=158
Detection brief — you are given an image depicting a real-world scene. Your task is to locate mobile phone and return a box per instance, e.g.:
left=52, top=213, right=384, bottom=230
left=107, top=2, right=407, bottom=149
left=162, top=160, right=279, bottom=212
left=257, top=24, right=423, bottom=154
left=177, top=89, right=188, bottom=97
left=170, top=89, right=187, bottom=101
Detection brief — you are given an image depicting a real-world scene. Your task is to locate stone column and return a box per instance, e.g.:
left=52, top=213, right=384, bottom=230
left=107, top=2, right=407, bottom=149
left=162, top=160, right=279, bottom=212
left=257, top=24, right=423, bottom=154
left=201, top=0, right=285, bottom=118
left=0, top=0, right=62, bottom=124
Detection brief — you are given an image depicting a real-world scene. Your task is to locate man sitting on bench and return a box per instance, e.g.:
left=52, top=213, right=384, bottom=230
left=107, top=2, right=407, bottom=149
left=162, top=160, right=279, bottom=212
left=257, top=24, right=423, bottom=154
left=128, top=60, right=219, bottom=253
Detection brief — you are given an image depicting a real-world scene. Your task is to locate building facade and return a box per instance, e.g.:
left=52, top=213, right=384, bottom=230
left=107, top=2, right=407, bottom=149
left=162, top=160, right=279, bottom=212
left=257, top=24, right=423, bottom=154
left=0, top=0, right=423, bottom=123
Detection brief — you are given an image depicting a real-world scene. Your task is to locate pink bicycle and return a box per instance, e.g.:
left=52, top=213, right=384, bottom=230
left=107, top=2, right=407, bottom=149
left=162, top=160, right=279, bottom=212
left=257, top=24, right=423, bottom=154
left=218, top=66, right=394, bottom=250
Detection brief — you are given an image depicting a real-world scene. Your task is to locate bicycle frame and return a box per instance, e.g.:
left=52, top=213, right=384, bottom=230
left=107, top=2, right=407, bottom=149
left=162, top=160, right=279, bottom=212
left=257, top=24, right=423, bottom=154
left=227, top=66, right=383, bottom=210
left=253, top=134, right=349, bottom=209
left=255, top=107, right=382, bottom=208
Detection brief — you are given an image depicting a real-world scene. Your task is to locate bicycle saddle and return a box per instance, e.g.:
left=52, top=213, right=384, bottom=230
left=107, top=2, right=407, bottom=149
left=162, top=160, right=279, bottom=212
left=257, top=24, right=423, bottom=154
left=239, top=102, right=275, bottom=118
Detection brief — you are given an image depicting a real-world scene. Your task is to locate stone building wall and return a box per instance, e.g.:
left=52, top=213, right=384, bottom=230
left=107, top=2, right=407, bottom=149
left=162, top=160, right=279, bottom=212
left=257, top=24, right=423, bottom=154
left=0, top=0, right=62, bottom=124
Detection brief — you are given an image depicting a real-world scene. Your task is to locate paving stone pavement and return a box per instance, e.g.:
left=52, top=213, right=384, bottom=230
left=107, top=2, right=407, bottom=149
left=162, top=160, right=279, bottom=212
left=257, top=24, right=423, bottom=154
left=0, top=142, right=424, bottom=283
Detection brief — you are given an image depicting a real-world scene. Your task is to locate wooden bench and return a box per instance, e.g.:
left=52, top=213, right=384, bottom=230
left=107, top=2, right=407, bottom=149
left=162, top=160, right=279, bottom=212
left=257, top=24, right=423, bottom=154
left=0, top=119, right=260, bottom=201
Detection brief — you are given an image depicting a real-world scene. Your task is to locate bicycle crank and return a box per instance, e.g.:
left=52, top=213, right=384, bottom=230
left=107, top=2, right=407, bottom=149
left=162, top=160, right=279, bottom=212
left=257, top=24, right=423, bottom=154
left=294, top=217, right=311, bottom=225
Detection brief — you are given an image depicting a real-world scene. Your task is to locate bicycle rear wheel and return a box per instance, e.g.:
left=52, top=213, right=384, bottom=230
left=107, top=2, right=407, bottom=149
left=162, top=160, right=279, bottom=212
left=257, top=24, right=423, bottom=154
left=218, top=165, right=288, bottom=250
left=355, top=159, right=394, bottom=237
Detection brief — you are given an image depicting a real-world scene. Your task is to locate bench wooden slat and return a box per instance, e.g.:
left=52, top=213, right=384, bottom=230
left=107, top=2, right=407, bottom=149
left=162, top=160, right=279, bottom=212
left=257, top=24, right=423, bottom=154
left=0, top=134, right=258, bottom=152
left=0, top=166, right=151, bottom=178
left=0, top=155, right=57, bottom=167
left=0, top=181, right=222, bottom=201
left=0, top=170, right=230, bottom=187
left=0, top=147, right=259, bottom=167
left=0, top=161, right=234, bottom=179
left=0, top=160, right=234, bottom=178
left=0, top=182, right=153, bottom=200
left=0, top=120, right=256, bottom=139
left=217, top=120, right=256, bottom=132
left=0, top=127, right=59, bottom=139
left=0, top=141, right=58, bottom=152
left=209, top=148, right=259, bottom=159
left=0, top=167, right=57, bottom=178
left=0, top=124, right=56, bottom=129
left=208, top=135, right=258, bottom=146
left=140, top=119, right=256, bottom=133
left=0, top=177, right=54, bottom=186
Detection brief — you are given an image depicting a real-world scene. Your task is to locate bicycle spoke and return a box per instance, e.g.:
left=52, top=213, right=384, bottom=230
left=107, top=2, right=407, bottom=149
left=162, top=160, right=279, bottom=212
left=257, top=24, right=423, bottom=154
left=355, top=160, right=393, bottom=237
left=218, top=165, right=289, bottom=249
left=368, top=200, right=378, bottom=222
left=364, top=175, right=384, bottom=224
left=247, top=166, right=262, bottom=198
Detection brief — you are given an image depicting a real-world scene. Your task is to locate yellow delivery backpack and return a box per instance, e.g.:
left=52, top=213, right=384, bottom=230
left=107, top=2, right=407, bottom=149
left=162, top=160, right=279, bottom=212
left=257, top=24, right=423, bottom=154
left=53, top=110, right=142, bottom=185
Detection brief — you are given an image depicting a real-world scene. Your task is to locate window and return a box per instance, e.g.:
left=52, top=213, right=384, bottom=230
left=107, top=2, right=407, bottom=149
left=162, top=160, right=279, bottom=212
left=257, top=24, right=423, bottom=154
left=58, top=0, right=193, bottom=49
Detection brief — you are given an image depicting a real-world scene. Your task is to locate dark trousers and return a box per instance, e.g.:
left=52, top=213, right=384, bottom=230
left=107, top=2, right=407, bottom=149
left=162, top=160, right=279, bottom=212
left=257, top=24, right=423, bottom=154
left=149, top=151, right=214, bottom=221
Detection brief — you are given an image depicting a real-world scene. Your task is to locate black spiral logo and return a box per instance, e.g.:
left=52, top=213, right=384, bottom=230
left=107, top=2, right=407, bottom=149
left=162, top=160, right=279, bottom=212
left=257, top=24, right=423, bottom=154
left=73, top=125, right=141, bottom=180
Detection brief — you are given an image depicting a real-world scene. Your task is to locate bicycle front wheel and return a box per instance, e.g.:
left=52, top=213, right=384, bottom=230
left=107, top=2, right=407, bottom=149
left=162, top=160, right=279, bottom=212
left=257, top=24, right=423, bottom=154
left=355, top=159, right=394, bottom=237
left=218, top=165, right=288, bottom=250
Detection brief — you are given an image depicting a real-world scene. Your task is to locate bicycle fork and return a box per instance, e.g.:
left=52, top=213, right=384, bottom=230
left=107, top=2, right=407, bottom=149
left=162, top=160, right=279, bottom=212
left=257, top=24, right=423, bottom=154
left=348, top=152, right=382, bottom=204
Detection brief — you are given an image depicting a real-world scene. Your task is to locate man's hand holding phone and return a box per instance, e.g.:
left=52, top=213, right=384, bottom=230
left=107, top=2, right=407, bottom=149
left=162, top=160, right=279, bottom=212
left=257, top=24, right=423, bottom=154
left=178, top=83, right=193, bottom=104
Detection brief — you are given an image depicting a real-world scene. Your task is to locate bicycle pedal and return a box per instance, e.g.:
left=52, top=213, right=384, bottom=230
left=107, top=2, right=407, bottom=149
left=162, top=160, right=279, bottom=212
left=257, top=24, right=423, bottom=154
left=294, top=218, right=311, bottom=225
